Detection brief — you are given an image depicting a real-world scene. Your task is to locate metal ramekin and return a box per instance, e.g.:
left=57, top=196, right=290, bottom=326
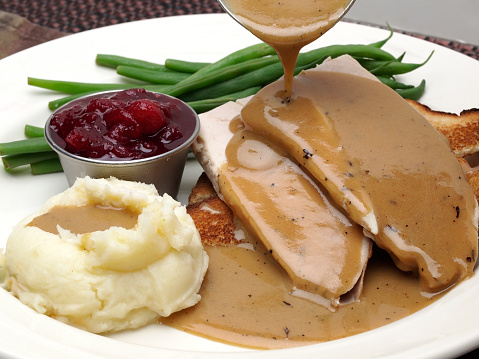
left=44, top=90, right=200, bottom=198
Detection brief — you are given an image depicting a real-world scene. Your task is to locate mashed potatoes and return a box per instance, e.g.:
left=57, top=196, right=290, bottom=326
left=0, top=176, right=208, bottom=333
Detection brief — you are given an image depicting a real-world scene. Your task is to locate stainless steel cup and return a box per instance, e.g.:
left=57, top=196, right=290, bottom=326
left=44, top=90, right=200, bottom=198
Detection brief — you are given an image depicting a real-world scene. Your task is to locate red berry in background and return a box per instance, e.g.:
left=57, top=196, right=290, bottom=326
left=65, top=126, right=99, bottom=153
left=159, top=124, right=182, bottom=143
left=103, top=108, right=142, bottom=138
left=88, top=141, right=115, bottom=159
left=126, top=99, right=167, bottom=135
left=112, top=144, right=135, bottom=158
left=86, top=98, right=122, bottom=114
left=77, top=112, right=104, bottom=134
left=107, top=123, right=139, bottom=145
left=111, top=88, right=146, bottom=102
left=50, top=104, right=85, bottom=138
left=159, top=104, right=172, bottom=118
left=134, top=140, right=158, bottom=156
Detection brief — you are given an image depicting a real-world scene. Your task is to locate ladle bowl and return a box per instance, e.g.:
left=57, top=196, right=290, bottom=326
left=216, top=0, right=357, bottom=39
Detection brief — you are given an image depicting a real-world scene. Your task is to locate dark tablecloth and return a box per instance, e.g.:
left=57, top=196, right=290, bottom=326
left=0, top=0, right=224, bottom=33
left=0, top=2, right=478, bottom=358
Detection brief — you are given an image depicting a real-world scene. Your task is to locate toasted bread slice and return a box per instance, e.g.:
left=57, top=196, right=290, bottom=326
left=455, top=156, right=479, bottom=202
left=187, top=172, right=239, bottom=247
left=466, top=168, right=479, bottom=202
left=406, top=99, right=479, bottom=157
left=407, top=99, right=479, bottom=201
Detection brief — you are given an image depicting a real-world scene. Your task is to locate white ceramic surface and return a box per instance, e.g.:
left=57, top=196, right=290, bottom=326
left=1, top=13, right=479, bottom=359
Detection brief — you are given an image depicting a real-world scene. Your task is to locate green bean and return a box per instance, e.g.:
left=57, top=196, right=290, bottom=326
left=358, top=59, right=397, bottom=74
left=180, top=51, right=329, bottom=102
left=368, top=24, right=394, bottom=48
left=369, top=51, right=434, bottom=76
left=294, top=56, right=329, bottom=74
left=188, top=99, right=236, bottom=114
left=376, top=76, right=414, bottom=89
left=31, top=158, right=63, bottom=175
left=0, top=137, right=52, bottom=156
left=196, top=43, right=276, bottom=75
left=48, top=91, right=105, bottom=110
left=165, top=43, right=276, bottom=98
left=356, top=53, right=403, bottom=74
left=187, top=86, right=262, bottom=113
left=213, top=85, right=262, bottom=100
left=297, top=43, right=396, bottom=65
left=396, top=79, right=426, bottom=101
left=164, top=59, right=210, bottom=73
left=179, top=43, right=397, bottom=102
left=180, top=61, right=284, bottom=102
left=166, top=56, right=279, bottom=98
left=96, top=54, right=167, bottom=71
left=116, top=66, right=190, bottom=84
left=2, top=151, right=58, bottom=170
left=28, top=78, right=168, bottom=94
left=33, top=44, right=274, bottom=95
left=25, top=124, right=45, bottom=138
left=396, top=52, right=406, bottom=62
left=31, top=43, right=396, bottom=100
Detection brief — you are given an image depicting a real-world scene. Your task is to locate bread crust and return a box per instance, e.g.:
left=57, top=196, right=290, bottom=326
left=187, top=173, right=239, bottom=246
left=406, top=99, right=479, bottom=157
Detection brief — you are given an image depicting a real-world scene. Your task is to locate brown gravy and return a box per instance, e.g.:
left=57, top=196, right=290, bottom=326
left=218, top=124, right=370, bottom=306
left=165, top=69, right=477, bottom=349
left=221, top=0, right=352, bottom=98
left=28, top=204, right=139, bottom=235
left=164, top=233, right=442, bottom=350
left=241, top=71, right=478, bottom=293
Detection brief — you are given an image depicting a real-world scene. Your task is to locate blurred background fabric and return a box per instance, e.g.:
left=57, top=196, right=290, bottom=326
left=0, top=0, right=224, bottom=33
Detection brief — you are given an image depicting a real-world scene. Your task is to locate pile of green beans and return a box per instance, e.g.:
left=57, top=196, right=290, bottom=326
left=0, top=125, right=62, bottom=175
left=1, top=33, right=433, bottom=175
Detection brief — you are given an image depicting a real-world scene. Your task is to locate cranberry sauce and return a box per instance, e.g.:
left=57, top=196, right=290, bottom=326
left=48, top=89, right=197, bottom=161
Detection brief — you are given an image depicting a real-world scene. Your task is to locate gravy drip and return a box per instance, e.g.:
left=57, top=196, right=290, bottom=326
left=217, top=124, right=370, bottom=306
left=221, top=0, right=352, bottom=99
left=240, top=71, right=478, bottom=293
left=164, top=232, right=440, bottom=349
left=28, top=204, right=139, bottom=235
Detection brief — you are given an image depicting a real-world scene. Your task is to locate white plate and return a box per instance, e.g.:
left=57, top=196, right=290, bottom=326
left=1, top=13, right=479, bottom=359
